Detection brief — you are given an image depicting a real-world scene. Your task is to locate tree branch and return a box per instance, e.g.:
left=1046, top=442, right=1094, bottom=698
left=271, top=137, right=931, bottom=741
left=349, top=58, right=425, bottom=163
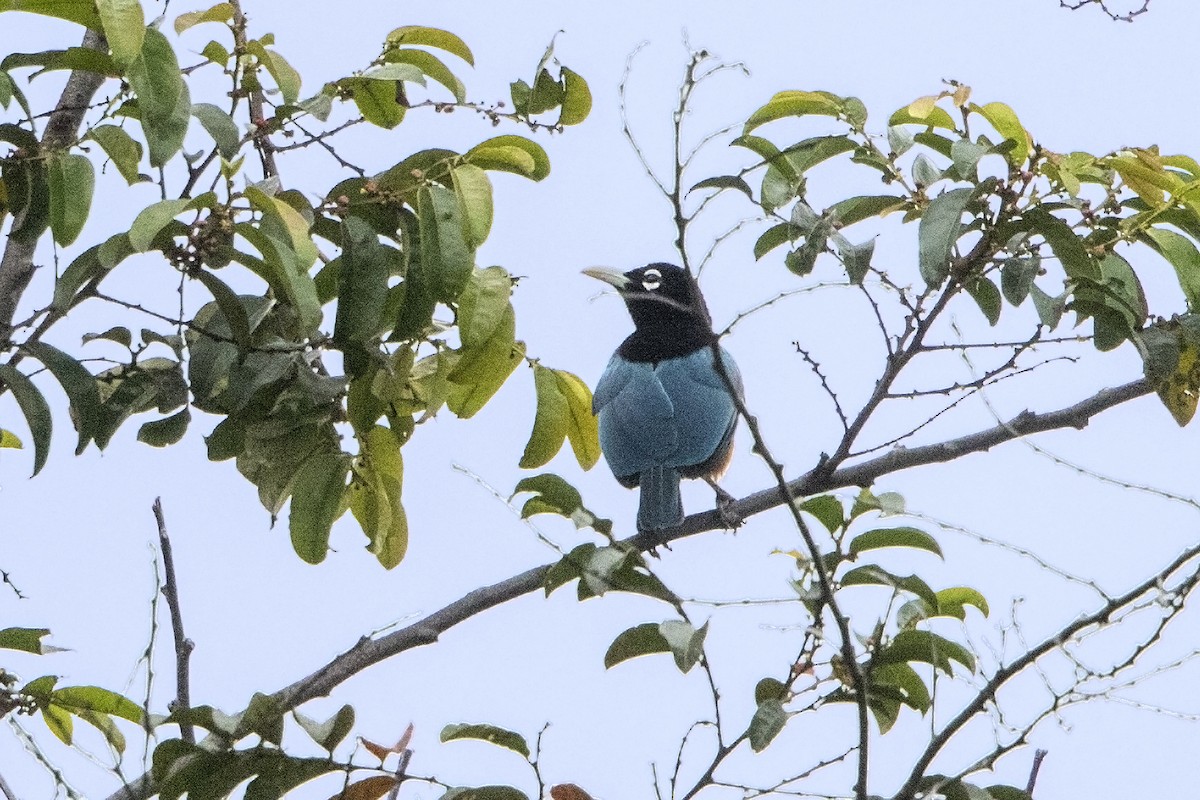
left=152, top=498, right=194, bottom=744
left=104, top=376, right=1154, bottom=800
left=0, top=30, right=108, bottom=343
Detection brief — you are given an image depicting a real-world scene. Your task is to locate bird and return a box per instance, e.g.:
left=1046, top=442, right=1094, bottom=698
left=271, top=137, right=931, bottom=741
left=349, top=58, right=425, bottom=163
left=584, top=262, right=743, bottom=531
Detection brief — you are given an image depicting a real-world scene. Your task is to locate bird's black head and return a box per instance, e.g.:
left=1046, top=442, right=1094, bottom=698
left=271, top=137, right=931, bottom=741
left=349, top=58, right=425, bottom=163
left=584, top=262, right=716, bottom=363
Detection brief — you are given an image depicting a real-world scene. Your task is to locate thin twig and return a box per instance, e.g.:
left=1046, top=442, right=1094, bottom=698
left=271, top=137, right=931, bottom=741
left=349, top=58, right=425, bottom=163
left=153, top=498, right=194, bottom=744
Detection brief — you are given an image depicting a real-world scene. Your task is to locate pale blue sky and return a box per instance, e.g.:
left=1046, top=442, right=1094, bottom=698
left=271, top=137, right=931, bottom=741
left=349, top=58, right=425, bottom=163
left=2, top=1, right=1199, bottom=797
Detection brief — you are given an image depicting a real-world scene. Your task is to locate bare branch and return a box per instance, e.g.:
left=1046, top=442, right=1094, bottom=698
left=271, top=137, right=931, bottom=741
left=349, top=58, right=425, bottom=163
left=152, top=499, right=195, bottom=744
left=1059, top=0, right=1151, bottom=21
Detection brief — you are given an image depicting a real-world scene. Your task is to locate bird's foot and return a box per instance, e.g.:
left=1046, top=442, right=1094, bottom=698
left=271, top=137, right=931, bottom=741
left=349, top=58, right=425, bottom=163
left=705, top=478, right=743, bottom=530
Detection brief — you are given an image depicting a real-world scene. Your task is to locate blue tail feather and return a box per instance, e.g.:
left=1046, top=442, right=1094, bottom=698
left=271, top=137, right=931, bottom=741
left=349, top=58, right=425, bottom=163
left=638, top=466, right=683, bottom=530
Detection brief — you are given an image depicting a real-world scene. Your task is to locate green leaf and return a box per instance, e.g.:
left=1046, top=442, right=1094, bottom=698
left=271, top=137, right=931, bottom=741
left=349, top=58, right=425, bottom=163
left=555, top=368, right=600, bottom=470
left=0, top=364, right=51, bottom=475
left=385, top=48, right=465, bottom=102
left=419, top=184, right=475, bottom=303
left=333, top=217, right=390, bottom=358
left=873, top=629, right=975, bottom=676
left=754, top=677, right=787, bottom=704
left=51, top=685, right=143, bottom=724
left=659, top=620, right=707, bottom=673
left=466, top=135, right=550, bottom=181
left=147, top=81, right=191, bottom=168
left=191, top=102, right=240, bottom=159
left=441, top=787, right=529, bottom=800
left=126, top=28, right=188, bottom=167
left=446, top=316, right=524, bottom=419
left=248, top=42, right=301, bottom=104
left=950, top=138, right=989, bottom=179
left=889, top=99, right=957, bottom=130
left=2, top=157, right=50, bottom=244
left=440, top=723, right=530, bottom=758
left=972, top=101, right=1030, bottom=168
left=513, top=474, right=610, bottom=535
left=781, top=134, right=856, bottom=174
left=0, top=429, right=20, bottom=448
left=934, top=586, right=990, bottom=619
left=1141, top=227, right=1200, bottom=310
left=753, top=223, right=797, bottom=260
left=1000, top=255, right=1039, bottom=306
left=288, top=452, right=350, bottom=564
left=349, top=426, right=408, bottom=569
left=690, top=175, right=753, bottom=200
left=520, top=364, right=570, bottom=469
left=130, top=198, right=190, bottom=251
left=747, top=699, right=787, bottom=752
left=201, top=40, right=229, bottom=65
left=41, top=702, right=74, bottom=744
left=96, top=0, right=144, bottom=68
left=918, top=187, right=973, bottom=286
left=191, top=268, right=251, bottom=352
left=1030, top=283, right=1066, bottom=328
left=294, top=704, right=354, bottom=753
left=798, top=495, right=844, bottom=533
left=21, top=341, right=101, bottom=454
left=604, top=623, right=672, bottom=669
left=0, top=627, right=50, bottom=654
left=457, top=267, right=512, bottom=349
left=47, top=152, right=93, bottom=246
left=828, top=195, right=905, bottom=227
left=89, top=124, right=143, bottom=184
left=836, top=236, right=875, bottom=284
left=174, top=2, right=233, bottom=34
left=743, top=90, right=844, bottom=133
left=1024, top=208, right=1099, bottom=281
left=840, top=565, right=938, bottom=609
left=385, top=25, right=474, bottom=65
left=137, top=408, right=190, bottom=447
left=362, top=63, right=426, bottom=84
left=912, top=152, right=943, bottom=188
left=964, top=275, right=1002, bottom=325
left=452, top=164, right=493, bottom=248
left=349, top=77, right=405, bottom=128
left=848, top=526, right=942, bottom=559
left=559, top=66, right=591, bottom=126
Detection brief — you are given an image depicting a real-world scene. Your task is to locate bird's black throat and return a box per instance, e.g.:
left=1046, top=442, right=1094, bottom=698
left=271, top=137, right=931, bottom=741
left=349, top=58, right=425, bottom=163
left=616, top=264, right=716, bottom=363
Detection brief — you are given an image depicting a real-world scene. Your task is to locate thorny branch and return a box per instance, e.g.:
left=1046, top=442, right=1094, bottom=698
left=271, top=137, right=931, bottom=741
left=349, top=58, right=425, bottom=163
left=1059, top=0, right=1152, bottom=21
left=152, top=499, right=195, bottom=745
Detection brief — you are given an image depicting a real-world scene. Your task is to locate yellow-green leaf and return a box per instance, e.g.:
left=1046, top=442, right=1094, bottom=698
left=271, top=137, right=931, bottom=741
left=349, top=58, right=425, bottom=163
left=972, top=101, right=1031, bottom=168
left=466, top=135, right=550, bottom=181
left=559, top=66, right=591, bottom=126
left=174, top=1, right=233, bottom=34
left=743, top=90, right=843, bottom=133
left=89, top=124, right=143, bottom=184
left=447, top=305, right=524, bottom=419
left=97, top=0, right=144, bottom=68
left=385, top=25, right=474, bottom=65
left=1157, top=340, right=1199, bottom=426
left=350, top=426, right=408, bottom=569
left=554, top=368, right=600, bottom=470
left=521, top=365, right=570, bottom=469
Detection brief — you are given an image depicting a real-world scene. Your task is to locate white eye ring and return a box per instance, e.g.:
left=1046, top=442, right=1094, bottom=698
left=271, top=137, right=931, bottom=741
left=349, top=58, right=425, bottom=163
left=641, top=269, right=662, bottom=291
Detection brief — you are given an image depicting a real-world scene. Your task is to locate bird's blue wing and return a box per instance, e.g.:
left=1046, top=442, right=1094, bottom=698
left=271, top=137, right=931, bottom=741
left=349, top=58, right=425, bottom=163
left=594, top=355, right=678, bottom=479
left=655, top=347, right=740, bottom=468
